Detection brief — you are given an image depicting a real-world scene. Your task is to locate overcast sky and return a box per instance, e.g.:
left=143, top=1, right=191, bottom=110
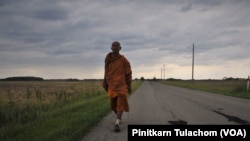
left=1, top=0, right=249, bottom=80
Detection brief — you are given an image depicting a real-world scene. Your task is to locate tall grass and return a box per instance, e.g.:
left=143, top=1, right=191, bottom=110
left=0, top=80, right=142, bottom=141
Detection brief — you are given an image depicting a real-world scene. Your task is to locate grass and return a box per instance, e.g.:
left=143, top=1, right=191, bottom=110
left=160, top=79, right=250, bottom=99
left=0, top=80, right=142, bottom=141
left=2, top=96, right=108, bottom=141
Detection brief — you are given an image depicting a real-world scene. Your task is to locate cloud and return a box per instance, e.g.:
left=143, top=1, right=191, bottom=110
left=0, top=0, right=250, bottom=79
left=181, top=3, right=193, bottom=12
left=32, top=8, right=69, bottom=21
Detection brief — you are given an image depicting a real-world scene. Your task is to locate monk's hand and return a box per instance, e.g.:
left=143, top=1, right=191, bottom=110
left=128, top=86, right=131, bottom=94
left=102, top=80, right=108, bottom=92
left=102, top=83, right=108, bottom=92
left=104, top=85, right=108, bottom=92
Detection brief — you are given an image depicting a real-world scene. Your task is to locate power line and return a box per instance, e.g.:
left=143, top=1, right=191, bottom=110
left=195, top=1, right=250, bottom=44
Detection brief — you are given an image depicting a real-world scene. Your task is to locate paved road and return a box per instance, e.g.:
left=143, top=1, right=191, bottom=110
left=81, top=81, right=250, bottom=141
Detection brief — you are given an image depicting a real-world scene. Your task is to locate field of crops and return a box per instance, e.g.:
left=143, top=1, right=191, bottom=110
left=1, top=81, right=103, bottom=121
left=0, top=80, right=141, bottom=141
left=0, top=80, right=104, bottom=106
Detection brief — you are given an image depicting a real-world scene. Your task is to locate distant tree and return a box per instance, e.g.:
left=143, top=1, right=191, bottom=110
left=66, top=78, right=79, bottom=81
left=166, top=78, right=182, bottom=81
left=3, top=76, right=43, bottom=81
left=140, top=76, right=145, bottom=81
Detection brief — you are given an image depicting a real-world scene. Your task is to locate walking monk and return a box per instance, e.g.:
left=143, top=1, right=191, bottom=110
left=102, top=41, right=132, bottom=132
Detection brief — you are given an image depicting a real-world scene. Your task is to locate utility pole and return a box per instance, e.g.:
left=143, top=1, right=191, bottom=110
left=161, top=67, right=162, bottom=80
left=247, top=76, right=250, bottom=91
left=163, top=64, right=165, bottom=80
left=192, top=43, right=194, bottom=82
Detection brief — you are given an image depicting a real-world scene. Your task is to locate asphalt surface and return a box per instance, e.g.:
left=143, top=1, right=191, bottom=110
left=81, top=81, right=250, bottom=141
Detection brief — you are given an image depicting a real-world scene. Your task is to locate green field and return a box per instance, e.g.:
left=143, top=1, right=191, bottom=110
left=160, top=79, right=250, bottom=99
left=0, top=80, right=142, bottom=141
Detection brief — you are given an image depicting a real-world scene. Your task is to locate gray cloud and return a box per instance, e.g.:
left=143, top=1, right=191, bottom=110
left=33, top=8, right=69, bottom=21
left=0, top=0, right=249, bottom=79
left=181, top=3, right=193, bottom=12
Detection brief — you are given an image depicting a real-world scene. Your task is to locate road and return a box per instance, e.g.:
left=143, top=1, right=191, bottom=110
left=81, top=81, right=250, bottom=141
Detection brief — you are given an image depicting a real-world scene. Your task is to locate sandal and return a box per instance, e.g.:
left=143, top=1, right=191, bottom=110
left=114, top=124, right=120, bottom=132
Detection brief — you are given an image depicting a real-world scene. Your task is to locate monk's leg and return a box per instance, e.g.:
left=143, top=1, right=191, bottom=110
left=110, top=97, right=117, bottom=114
left=116, top=111, right=123, bottom=120
left=116, top=95, right=129, bottom=112
left=115, top=111, right=123, bottom=125
left=115, top=95, right=129, bottom=125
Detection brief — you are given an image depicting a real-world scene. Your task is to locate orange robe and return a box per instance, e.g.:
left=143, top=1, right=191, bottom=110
left=102, top=52, right=132, bottom=112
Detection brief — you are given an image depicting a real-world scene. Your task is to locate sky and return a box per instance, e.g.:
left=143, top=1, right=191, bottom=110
left=0, top=0, right=250, bottom=80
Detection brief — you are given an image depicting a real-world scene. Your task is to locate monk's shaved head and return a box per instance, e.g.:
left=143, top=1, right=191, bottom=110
left=111, top=41, right=121, bottom=47
left=111, top=41, right=121, bottom=53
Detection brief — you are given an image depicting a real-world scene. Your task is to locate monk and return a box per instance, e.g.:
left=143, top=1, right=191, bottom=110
left=102, top=41, right=132, bottom=132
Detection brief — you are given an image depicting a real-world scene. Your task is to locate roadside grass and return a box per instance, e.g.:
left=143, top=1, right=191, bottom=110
left=0, top=80, right=142, bottom=141
left=160, top=80, right=250, bottom=99
left=2, top=96, right=109, bottom=141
